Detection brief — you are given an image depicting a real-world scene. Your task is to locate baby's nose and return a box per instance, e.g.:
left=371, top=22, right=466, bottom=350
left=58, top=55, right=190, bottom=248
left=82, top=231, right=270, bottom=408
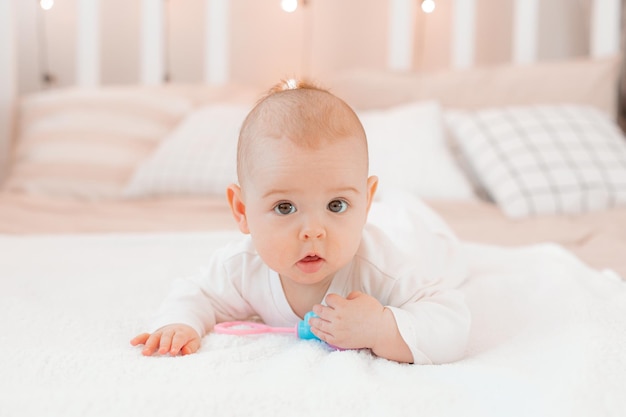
left=299, top=219, right=326, bottom=240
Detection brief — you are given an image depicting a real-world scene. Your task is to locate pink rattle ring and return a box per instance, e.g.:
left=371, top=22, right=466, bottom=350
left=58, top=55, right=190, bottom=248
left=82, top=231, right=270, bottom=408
left=213, top=321, right=295, bottom=336
left=214, top=311, right=320, bottom=341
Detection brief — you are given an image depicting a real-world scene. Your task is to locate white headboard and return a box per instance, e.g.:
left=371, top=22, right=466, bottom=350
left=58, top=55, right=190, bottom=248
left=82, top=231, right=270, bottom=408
left=0, top=0, right=622, bottom=180
left=387, top=0, right=621, bottom=71
left=0, top=0, right=17, bottom=180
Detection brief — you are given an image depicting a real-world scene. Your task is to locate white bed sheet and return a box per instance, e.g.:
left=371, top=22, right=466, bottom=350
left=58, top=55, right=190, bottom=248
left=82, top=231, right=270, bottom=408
left=1, top=231, right=625, bottom=417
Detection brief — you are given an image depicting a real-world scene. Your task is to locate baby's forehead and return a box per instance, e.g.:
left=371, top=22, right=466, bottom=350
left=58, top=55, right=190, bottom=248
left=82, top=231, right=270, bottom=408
left=246, top=134, right=369, bottom=189
left=248, top=90, right=364, bottom=144
left=254, top=132, right=366, bottom=156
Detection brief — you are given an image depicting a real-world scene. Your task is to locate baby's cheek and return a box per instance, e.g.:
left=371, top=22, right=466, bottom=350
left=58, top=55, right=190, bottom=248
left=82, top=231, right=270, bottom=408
left=336, top=230, right=363, bottom=259
left=256, top=241, right=292, bottom=270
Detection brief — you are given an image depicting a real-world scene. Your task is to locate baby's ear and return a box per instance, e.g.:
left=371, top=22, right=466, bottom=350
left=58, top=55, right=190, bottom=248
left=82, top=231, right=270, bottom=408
left=365, top=175, right=379, bottom=214
left=226, top=184, right=250, bottom=234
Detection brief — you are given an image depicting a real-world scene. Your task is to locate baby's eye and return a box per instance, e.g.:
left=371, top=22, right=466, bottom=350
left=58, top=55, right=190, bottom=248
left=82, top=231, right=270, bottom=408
left=327, top=199, right=348, bottom=213
left=274, top=202, right=297, bottom=215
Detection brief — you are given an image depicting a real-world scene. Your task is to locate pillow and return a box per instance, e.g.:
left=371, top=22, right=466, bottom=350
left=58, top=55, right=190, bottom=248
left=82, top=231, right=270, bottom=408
left=445, top=105, right=626, bottom=218
left=3, top=87, right=193, bottom=199
left=330, top=55, right=619, bottom=116
left=123, top=105, right=250, bottom=197
left=359, top=101, right=476, bottom=200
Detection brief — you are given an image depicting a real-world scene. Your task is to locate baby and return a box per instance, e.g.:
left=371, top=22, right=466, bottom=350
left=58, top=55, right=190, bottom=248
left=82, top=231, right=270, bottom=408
left=131, top=80, right=470, bottom=364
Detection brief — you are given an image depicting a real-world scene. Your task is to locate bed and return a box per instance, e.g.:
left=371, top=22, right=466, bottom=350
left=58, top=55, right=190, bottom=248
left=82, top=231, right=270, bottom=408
left=1, top=1, right=626, bottom=416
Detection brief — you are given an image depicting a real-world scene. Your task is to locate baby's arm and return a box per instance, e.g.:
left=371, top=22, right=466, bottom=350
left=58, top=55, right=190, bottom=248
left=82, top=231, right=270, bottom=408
left=128, top=275, right=215, bottom=357
left=131, top=324, right=200, bottom=356
left=130, top=245, right=259, bottom=357
left=310, top=291, right=413, bottom=363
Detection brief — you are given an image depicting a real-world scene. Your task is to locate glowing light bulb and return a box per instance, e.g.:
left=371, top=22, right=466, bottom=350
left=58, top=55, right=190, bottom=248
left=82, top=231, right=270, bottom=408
left=421, top=0, right=435, bottom=13
left=40, top=0, right=54, bottom=10
left=281, top=0, right=298, bottom=13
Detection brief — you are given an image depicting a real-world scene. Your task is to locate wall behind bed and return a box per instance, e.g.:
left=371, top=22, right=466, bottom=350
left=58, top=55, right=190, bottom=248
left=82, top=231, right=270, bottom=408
left=13, top=0, right=618, bottom=94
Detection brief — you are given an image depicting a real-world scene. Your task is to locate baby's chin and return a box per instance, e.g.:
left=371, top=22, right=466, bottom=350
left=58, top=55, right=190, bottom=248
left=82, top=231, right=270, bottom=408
left=280, top=267, right=337, bottom=287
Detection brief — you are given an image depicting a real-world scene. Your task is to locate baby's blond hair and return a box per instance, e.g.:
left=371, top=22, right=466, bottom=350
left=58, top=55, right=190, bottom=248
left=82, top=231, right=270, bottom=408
left=237, top=79, right=367, bottom=184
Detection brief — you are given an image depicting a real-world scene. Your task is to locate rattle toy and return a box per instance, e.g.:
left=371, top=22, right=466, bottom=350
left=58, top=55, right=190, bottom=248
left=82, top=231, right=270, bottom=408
left=213, top=311, right=321, bottom=341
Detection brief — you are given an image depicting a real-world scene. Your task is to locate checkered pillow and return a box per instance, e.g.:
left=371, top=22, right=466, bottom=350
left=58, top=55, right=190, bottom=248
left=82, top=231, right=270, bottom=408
left=445, top=105, right=626, bottom=217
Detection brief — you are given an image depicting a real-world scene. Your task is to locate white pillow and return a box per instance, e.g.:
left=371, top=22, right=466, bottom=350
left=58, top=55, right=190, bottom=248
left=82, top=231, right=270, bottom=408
left=445, top=105, right=626, bottom=218
left=124, top=105, right=250, bottom=197
left=359, top=101, right=476, bottom=200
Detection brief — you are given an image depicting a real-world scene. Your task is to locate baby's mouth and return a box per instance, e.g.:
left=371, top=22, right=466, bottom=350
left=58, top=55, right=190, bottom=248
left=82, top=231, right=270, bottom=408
left=296, top=254, right=325, bottom=273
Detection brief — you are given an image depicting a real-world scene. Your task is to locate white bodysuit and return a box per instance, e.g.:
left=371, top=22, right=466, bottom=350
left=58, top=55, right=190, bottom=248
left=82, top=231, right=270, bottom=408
left=150, top=192, right=471, bottom=364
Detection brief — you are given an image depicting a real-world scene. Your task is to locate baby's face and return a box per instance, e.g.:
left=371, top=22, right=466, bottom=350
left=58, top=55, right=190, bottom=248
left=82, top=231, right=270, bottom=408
left=239, top=136, right=377, bottom=288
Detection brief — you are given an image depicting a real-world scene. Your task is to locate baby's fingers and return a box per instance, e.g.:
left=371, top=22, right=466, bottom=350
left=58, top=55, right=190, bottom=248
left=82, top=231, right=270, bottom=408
left=132, top=325, right=199, bottom=356
left=130, top=333, right=150, bottom=347
left=180, top=338, right=201, bottom=355
left=131, top=332, right=161, bottom=356
left=142, top=332, right=163, bottom=356
left=170, top=331, right=194, bottom=355
left=158, top=329, right=175, bottom=355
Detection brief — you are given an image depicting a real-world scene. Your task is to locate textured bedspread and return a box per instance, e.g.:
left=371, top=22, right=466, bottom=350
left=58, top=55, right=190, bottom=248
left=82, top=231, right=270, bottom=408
left=1, top=231, right=625, bottom=417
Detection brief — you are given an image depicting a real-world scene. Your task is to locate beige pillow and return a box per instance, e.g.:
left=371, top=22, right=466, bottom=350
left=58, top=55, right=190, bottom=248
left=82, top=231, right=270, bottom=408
left=330, top=55, right=620, bottom=117
left=3, top=87, right=193, bottom=199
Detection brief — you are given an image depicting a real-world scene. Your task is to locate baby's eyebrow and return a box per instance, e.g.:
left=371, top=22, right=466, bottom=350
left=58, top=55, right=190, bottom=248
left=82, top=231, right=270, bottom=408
left=330, top=186, right=360, bottom=195
left=261, top=189, right=290, bottom=199
left=261, top=186, right=360, bottom=200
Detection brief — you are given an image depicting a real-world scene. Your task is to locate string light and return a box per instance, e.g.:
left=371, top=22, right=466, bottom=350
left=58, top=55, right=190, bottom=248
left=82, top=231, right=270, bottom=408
left=281, top=0, right=298, bottom=13
left=40, top=0, right=54, bottom=10
left=421, top=0, right=435, bottom=13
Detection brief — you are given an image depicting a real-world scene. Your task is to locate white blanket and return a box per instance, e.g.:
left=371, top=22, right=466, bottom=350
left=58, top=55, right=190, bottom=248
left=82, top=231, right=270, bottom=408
left=1, top=231, right=625, bottom=417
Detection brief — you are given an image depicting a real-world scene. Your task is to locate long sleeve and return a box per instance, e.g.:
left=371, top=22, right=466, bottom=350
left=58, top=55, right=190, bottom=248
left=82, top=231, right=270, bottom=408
left=387, top=218, right=470, bottom=365
left=148, top=239, right=261, bottom=336
left=356, top=191, right=471, bottom=364
left=386, top=285, right=470, bottom=365
left=356, top=226, right=470, bottom=364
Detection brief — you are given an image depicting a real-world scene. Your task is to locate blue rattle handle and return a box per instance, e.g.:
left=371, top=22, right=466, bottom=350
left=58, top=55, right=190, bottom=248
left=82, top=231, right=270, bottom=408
left=296, top=311, right=321, bottom=341
left=299, top=311, right=343, bottom=350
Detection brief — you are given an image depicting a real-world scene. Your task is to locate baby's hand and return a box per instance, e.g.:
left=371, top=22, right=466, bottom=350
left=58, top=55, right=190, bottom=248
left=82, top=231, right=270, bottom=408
left=310, top=292, right=413, bottom=362
left=130, top=324, right=200, bottom=356
left=309, top=291, right=385, bottom=350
